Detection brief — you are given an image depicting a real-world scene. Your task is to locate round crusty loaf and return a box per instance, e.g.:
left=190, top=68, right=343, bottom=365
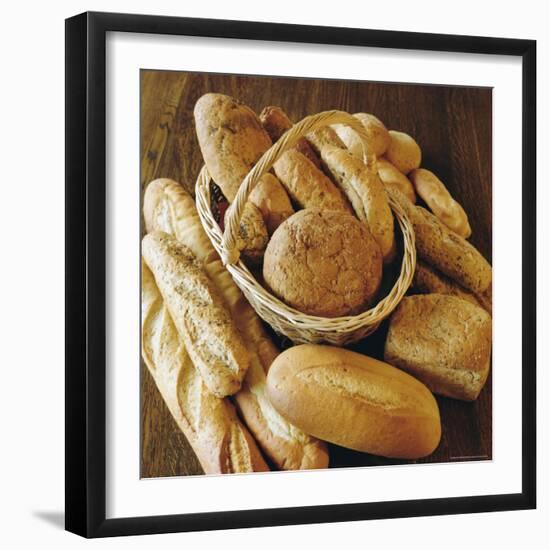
left=266, top=344, right=441, bottom=459
left=263, top=209, right=382, bottom=317
left=384, top=294, right=492, bottom=401
left=385, top=130, right=422, bottom=174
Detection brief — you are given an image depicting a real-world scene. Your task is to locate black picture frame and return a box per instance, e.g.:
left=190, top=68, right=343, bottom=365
left=65, top=11, right=536, bottom=538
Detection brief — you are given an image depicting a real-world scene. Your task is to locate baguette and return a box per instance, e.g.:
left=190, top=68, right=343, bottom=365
left=320, top=145, right=395, bottom=263
left=142, top=231, right=250, bottom=398
left=194, top=93, right=272, bottom=202
left=142, top=261, right=269, bottom=473
left=143, top=179, right=329, bottom=470
left=393, top=190, right=492, bottom=293
left=273, top=149, right=352, bottom=213
left=259, top=105, right=322, bottom=169
left=267, top=344, right=441, bottom=459
left=384, top=294, right=492, bottom=401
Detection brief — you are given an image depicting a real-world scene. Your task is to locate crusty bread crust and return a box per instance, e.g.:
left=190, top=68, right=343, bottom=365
left=263, top=209, right=382, bottom=317
left=267, top=344, right=441, bottom=459
left=384, top=294, right=492, bottom=401
left=194, top=93, right=272, bottom=202
left=259, top=106, right=322, bottom=169
left=248, top=173, right=295, bottom=234
left=273, top=149, right=352, bottom=213
left=393, top=190, right=492, bottom=294
left=141, top=261, right=269, bottom=474
left=332, top=112, right=391, bottom=159
left=143, top=178, right=329, bottom=470
left=142, top=231, right=250, bottom=397
left=376, top=158, right=417, bottom=204
left=320, top=146, right=396, bottom=263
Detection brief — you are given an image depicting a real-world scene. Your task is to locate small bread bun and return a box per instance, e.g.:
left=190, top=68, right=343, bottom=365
left=385, top=130, right=422, bottom=174
left=332, top=113, right=391, bottom=158
left=376, top=158, right=417, bottom=203
left=248, top=173, right=295, bottom=234
left=263, top=209, right=382, bottom=317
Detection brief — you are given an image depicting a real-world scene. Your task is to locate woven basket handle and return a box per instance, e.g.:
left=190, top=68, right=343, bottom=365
left=221, top=110, right=373, bottom=265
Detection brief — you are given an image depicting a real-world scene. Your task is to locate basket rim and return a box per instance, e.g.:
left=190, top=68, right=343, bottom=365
left=196, top=168, right=416, bottom=333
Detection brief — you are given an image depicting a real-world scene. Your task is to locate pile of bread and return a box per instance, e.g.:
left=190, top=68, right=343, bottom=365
left=141, top=92, right=493, bottom=474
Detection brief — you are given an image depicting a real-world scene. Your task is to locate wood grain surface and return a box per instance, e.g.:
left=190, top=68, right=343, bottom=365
left=140, top=70, right=492, bottom=478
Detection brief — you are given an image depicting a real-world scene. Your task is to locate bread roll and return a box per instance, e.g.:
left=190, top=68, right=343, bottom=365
left=248, top=173, right=295, bottom=234
left=263, top=209, right=383, bottom=317
left=194, top=93, right=272, bottom=202
left=306, top=125, right=347, bottom=154
left=267, top=344, right=441, bottom=459
left=409, top=168, right=471, bottom=238
left=273, top=149, right=352, bottom=213
left=143, top=179, right=329, bottom=470
left=384, top=294, right=492, bottom=401
left=320, top=146, right=395, bottom=263
left=393, top=190, right=492, bottom=293
left=332, top=113, right=391, bottom=158
left=224, top=200, right=268, bottom=264
left=142, top=262, right=269, bottom=474
left=385, top=130, right=422, bottom=174
left=142, top=231, right=249, bottom=397
left=413, top=260, right=487, bottom=312
left=377, top=158, right=416, bottom=203
left=259, top=105, right=322, bottom=169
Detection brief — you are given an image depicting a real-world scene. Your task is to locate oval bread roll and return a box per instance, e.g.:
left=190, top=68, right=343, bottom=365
left=248, top=173, right=295, bottom=234
left=194, top=93, right=272, bottom=202
left=384, top=294, right=492, bottom=401
left=142, top=261, right=269, bottom=474
left=385, top=130, right=422, bottom=174
left=267, top=344, right=442, bottom=459
left=377, top=158, right=417, bottom=203
left=320, top=145, right=395, bottom=263
left=259, top=105, right=322, bottom=169
left=409, top=168, right=472, bottom=238
left=273, top=149, right=352, bottom=213
left=332, top=113, right=391, bottom=159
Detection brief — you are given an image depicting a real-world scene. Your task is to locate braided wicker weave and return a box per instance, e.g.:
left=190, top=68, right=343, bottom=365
left=196, top=110, right=416, bottom=345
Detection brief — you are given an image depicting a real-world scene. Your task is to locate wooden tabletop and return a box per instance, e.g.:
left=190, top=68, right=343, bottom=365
left=140, top=70, right=492, bottom=477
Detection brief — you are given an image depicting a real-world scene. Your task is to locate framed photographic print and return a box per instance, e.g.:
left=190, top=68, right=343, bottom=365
left=65, top=11, right=536, bottom=538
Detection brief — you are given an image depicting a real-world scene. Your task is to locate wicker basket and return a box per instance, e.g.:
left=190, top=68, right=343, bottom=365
left=196, top=110, right=416, bottom=345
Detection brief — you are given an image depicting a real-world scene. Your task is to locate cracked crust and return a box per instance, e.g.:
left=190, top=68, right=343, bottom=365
left=384, top=294, right=492, bottom=401
left=194, top=93, right=272, bottom=202
left=263, top=209, right=383, bottom=317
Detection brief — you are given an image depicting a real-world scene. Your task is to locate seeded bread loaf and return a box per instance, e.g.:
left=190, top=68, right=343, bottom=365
left=384, top=294, right=492, bottom=401
left=142, top=231, right=250, bottom=397
left=267, top=344, right=441, bottom=458
left=393, top=190, right=492, bottom=293
left=142, top=261, right=269, bottom=473
left=194, top=93, right=272, bottom=202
